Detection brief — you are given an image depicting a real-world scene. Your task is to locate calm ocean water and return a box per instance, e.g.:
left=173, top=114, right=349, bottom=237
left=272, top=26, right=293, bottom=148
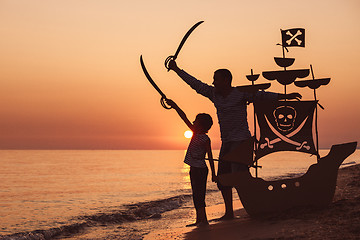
left=0, top=149, right=359, bottom=238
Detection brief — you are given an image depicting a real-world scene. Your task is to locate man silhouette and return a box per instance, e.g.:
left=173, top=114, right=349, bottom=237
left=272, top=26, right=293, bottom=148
left=168, top=60, right=301, bottom=219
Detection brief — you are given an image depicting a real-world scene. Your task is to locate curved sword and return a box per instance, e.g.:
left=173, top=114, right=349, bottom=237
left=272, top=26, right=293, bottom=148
left=165, top=21, right=204, bottom=70
left=260, top=116, right=309, bottom=149
left=140, top=55, right=171, bottom=109
left=264, top=115, right=310, bottom=150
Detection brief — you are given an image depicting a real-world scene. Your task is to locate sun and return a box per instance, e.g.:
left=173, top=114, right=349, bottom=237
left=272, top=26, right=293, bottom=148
left=184, top=130, right=193, bottom=139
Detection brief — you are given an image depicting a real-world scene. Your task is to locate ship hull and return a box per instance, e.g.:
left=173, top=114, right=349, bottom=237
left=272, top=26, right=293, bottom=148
left=219, top=142, right=357, bottom=216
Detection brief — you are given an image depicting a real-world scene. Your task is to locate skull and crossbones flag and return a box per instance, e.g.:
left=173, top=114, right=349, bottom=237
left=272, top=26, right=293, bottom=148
left=281, top=28, right=305, bottom=47
left=254, top=100, right=317, bottom=160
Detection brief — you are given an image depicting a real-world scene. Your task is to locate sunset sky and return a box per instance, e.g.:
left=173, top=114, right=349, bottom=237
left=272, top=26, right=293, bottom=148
left=1, top=0, right=359, bottom=150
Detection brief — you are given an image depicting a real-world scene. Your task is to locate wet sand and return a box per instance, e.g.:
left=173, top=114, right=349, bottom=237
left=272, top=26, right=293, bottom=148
left=145, top=164, right=360, bottom=240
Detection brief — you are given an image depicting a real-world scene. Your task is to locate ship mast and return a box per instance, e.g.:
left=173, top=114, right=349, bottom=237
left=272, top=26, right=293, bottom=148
left=246, top=69, right=260, bottom=177
left=281, top=45, right=288, bottom=98
left=310, top=65, right=320, bottom=161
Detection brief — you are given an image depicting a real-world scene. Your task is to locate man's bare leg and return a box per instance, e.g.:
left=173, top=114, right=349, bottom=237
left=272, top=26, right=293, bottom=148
left=220, top=188, right=234, bottom=220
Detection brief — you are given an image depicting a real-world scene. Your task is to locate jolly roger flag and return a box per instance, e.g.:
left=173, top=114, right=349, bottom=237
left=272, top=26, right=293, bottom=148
left=254, top=100, right=317, bottom=160
left=281, top=28, right=305, bottom=47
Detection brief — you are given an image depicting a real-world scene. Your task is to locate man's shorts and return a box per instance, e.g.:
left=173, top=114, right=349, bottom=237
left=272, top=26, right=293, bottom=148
left=217, top=140, right=249, bottom=190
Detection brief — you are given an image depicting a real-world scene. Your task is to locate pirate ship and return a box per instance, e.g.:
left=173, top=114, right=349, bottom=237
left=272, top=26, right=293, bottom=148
left=219, top=28, right=357, bottom=216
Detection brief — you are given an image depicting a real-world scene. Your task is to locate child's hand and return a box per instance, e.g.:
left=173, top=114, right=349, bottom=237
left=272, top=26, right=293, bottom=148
left=165, top=99, right=177, bottom=108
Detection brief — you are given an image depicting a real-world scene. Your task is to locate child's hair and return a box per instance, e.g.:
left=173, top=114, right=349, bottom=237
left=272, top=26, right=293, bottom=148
left=195, top=113, right=213, bottom=133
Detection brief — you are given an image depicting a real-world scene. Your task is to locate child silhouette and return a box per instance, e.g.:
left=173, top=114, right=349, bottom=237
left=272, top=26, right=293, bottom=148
left=166, top=99, right=217, bottom=226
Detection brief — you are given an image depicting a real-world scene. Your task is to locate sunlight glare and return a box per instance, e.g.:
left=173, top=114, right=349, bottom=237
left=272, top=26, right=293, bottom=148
left=184, top=130, right=193, bottom=139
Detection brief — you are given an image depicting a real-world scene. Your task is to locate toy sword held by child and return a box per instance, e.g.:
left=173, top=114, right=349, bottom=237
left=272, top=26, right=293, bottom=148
left=140, top=55, right=172, bottom=109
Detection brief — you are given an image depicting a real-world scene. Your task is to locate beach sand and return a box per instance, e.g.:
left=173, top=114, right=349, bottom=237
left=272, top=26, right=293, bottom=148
left=144, top=164, right=360, bottom=240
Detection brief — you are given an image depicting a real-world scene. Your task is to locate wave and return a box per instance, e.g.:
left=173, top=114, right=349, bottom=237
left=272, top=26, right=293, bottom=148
left=0, top=194, right=193, bottom=240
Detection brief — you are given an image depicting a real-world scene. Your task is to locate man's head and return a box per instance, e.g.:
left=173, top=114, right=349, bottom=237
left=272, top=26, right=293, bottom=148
left=213, top=69, right=232, bottom=92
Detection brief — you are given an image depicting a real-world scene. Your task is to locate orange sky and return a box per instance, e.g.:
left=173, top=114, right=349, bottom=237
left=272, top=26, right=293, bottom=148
left=0, top=0, right=359, bottom=149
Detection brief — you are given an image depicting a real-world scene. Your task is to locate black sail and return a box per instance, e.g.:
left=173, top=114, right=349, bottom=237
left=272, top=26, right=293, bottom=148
left=254, top=100, right=317, bottom=160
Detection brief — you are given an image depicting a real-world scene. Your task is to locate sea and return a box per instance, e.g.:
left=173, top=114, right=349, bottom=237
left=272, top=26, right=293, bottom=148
left=0, top=149, right=359, bottom=239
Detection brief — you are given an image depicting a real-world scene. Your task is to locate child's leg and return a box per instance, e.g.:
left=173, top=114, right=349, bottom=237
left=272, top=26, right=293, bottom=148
left=196, top=207, right=208, bottom=224
left=190, top=166, right=209, bottom=224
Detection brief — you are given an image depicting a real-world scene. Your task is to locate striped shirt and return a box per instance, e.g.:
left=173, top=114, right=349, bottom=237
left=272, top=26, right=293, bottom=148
left=184, top=133, right=210, bottom=168
left=178, top=70, right=278, bottom=143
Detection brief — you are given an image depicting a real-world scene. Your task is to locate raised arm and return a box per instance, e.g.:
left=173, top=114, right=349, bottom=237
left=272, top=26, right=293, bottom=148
left=165, top=99, right=194, bottom=131
left=168, top=60, right=214, bottom=100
